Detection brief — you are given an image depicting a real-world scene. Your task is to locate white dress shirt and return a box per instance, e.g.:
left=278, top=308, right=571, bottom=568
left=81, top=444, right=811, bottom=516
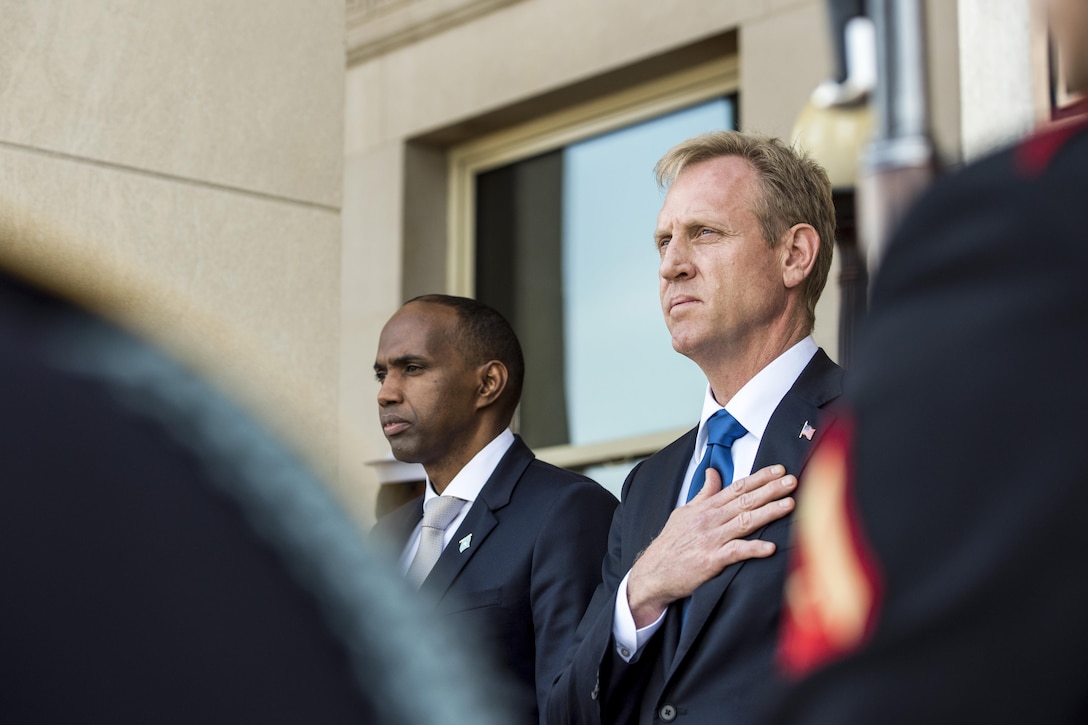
left=612, top=337, right=818, bottom=662
left=399, top=428, right=516, bottom=572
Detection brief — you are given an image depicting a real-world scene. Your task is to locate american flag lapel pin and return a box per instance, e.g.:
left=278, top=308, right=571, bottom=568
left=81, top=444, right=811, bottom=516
left=799, top=421, right=815, bottom=441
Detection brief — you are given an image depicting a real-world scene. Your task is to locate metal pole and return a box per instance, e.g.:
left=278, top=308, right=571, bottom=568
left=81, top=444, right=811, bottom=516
left=859, top=0, right=938, bottom=273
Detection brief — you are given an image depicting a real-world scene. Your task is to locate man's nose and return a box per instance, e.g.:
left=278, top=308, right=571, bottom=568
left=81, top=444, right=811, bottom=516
left=660, top=238, right=694, bottom=280
left=377, top=376, right=400, bottom=406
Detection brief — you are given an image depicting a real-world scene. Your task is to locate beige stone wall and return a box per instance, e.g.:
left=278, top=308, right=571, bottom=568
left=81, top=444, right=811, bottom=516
left=958, top=0, right=1049, bottom=161
left=0, top=2, right=366, bottom=523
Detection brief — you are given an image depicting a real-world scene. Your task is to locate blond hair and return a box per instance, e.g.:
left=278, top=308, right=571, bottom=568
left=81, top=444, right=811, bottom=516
left=655, top=131, right=835, bottom=331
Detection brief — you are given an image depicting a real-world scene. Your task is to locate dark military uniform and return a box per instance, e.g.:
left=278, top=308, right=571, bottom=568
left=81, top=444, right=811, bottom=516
left=772, top=107, right=1088, bottom=723
left=0, top=269, right=511, bottom=724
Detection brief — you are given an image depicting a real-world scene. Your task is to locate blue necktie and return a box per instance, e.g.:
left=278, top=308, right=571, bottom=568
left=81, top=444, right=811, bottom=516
left=680, top=409, right=747, bottom=627
left=686, top=409, right=747, bottom=503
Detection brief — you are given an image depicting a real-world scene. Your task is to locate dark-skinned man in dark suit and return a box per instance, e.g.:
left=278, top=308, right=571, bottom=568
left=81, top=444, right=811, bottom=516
left=371, top=294, right=617, bottom=725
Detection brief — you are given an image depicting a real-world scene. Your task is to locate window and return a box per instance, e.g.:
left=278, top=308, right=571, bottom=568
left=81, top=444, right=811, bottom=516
left=448, top=59, right=738, bottom=495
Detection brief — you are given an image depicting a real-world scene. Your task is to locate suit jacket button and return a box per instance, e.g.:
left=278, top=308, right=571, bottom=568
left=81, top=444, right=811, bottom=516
left=659, top=704, right=677, bottom=722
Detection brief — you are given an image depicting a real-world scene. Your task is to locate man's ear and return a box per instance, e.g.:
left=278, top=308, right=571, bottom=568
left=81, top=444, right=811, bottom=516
left=475, top=360, right=509, bottom=410
left=781, top=223, right=820, bottom=289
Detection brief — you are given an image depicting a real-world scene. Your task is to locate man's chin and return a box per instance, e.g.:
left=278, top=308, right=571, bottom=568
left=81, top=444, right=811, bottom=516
left=669, top=331, right=702, bottom=358
left=386, top=440, right=420, bottom=464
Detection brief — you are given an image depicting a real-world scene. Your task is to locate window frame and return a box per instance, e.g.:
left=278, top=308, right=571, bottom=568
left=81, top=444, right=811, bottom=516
left=446, top=56, right=739, bottom=470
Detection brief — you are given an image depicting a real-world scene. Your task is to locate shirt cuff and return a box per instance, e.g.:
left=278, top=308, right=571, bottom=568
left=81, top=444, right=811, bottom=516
left=612, top=570, right=666, bottom=663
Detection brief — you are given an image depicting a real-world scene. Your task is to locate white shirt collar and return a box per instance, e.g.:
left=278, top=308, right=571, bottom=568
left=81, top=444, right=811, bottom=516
left=422, top=427, right=516, bottom=504
left=694, top=336, right=818, bottom=458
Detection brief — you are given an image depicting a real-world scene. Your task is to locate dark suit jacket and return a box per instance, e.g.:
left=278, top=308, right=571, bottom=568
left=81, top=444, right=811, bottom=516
left=372, top=436, right=618, bottom=725
left=546, top=349, right=843, bottom=725
left=770, top=110, right=1088, bottom=724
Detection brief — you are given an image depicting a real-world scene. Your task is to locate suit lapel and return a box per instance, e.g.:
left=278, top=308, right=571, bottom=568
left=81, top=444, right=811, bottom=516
left=371, top=496, right=423, bottom=548
left=630, top=429, right=697, bottom=561
left=421, top=437, right=534, bottom=597
left=751, top=349, right=842, bottom=473
left=616, top=429, right=696, bottom=676
left=671, top=349, right=843, bottom=669
left=367, top=496, right=425, bottom=577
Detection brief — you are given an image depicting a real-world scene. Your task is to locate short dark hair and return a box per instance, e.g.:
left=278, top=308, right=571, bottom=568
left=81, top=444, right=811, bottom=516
left=404, top=294, right=525, bottom=415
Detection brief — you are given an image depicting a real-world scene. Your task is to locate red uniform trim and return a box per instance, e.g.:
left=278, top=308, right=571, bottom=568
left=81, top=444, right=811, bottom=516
left=777, top=413, right=884, bottom=679
left=1016, top=98, right=1088, bottom=178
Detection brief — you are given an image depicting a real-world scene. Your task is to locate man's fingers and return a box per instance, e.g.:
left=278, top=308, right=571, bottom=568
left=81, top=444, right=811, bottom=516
left=719, top=538, right=777, bottom=561
left=732, top=464, right=787, bottom=492
left=712, top=495, right=795, bottom=567
left=689, top=466, right=724, bottom=502
left=707, top=464, right=796, bottom=511
left=732, top=495, right=795, bottom=535
left=695, top=464, right=791, bottom=505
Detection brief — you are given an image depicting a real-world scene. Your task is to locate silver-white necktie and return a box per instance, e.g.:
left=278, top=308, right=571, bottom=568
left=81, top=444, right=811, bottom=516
left=406, top=495, right=466, bottom=587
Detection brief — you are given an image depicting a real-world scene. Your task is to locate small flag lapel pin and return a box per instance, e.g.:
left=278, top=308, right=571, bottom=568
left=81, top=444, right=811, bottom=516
left=799, top=421, right=815, bottom=441
left=458, top=534, right=472, bottom=553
